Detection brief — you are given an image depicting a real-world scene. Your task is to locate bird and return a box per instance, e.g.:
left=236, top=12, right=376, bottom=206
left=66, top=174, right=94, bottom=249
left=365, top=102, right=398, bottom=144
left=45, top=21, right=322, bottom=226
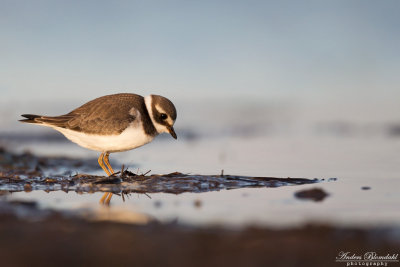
left=19, top=93, right=178, bottom=178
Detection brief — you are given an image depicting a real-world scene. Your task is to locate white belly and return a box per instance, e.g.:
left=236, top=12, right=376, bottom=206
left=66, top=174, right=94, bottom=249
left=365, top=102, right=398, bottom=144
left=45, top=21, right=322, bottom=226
left=51, top=124, right=156, bottom=153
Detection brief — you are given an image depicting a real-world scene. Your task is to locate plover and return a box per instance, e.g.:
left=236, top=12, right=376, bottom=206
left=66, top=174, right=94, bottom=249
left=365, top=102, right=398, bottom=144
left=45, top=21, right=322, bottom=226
left=20, top=93, right=177, bottom=176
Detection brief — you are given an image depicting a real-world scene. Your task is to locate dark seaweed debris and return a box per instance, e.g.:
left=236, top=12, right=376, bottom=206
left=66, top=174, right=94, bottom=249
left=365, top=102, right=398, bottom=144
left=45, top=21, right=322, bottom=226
left=0, top=171, right=321, bottom=194
left=294, top=187, right=330, bottom=202
left=0, top=147, right=324, bottom=194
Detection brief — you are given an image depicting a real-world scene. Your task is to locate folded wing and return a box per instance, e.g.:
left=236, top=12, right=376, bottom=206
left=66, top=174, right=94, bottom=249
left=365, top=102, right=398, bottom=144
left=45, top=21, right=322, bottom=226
left=20, top=94, right=144, bottom=135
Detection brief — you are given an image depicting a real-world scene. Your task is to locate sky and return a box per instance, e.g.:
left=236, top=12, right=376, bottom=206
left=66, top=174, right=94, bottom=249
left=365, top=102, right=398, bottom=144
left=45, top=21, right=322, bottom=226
left=1, top=0, right=400, bottom=107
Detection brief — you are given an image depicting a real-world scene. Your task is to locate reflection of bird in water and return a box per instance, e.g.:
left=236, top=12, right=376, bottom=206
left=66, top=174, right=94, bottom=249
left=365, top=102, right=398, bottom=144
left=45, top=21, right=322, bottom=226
left=99, top=189, right=151, bottom=206
left=20, top=93, right=178, bottom=205
left=99, top=169, right=151, bottom=205
left=100, top=192, right=113, bottom=205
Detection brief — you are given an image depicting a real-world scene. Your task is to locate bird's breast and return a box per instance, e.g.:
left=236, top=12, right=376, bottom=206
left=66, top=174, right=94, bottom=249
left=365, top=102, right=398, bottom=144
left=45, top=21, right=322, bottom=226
left=54, top=122, right=156, bottom=153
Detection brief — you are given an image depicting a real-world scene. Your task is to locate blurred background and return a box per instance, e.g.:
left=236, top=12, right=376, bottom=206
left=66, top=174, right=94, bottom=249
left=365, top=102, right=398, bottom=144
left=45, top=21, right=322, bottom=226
left=1, top=0, right=400, bottom=178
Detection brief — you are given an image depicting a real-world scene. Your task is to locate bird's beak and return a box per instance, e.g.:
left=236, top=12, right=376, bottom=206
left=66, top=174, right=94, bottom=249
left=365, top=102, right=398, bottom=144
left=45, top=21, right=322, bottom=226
left=167, top=126, right=177, bottom=139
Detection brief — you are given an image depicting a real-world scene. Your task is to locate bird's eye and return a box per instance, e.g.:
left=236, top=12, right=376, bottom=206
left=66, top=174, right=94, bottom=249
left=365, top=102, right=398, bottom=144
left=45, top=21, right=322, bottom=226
left=160, top=113, right=168, bottom=120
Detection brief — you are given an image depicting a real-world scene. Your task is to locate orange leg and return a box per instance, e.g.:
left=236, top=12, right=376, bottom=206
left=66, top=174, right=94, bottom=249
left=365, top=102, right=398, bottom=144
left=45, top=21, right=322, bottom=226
left=98, top=152, right=111, bottom=176
left=103, top=152, right=115, bottom=175
left=98, top=153, right=114, bottom=205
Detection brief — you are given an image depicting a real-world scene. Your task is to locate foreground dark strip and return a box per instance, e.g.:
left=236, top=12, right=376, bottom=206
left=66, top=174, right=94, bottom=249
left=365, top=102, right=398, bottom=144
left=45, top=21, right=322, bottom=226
left=0, top=212, right=397, bottom=267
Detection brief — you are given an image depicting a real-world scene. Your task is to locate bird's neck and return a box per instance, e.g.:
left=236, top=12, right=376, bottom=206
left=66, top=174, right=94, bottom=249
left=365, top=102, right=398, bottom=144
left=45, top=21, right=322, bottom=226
left=144, top=95, right=163, bottom=135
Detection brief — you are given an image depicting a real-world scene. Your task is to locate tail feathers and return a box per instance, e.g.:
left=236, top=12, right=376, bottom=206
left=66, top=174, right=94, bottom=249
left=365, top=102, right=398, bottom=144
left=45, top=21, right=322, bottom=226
left=20, top=114, right=74, bottom=127
left=19, top=114, right=43, bottom=123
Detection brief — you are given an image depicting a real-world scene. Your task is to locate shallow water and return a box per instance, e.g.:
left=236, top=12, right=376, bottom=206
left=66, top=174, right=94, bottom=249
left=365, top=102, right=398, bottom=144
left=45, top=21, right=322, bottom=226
left=1, top=133, right=400, bottom=229
left=2, top=175, right=399, bottom=229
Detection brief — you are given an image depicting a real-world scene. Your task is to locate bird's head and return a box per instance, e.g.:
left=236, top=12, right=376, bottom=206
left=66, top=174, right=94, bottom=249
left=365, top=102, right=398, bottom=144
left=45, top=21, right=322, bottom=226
left=145, top=94, right=177, bottom=139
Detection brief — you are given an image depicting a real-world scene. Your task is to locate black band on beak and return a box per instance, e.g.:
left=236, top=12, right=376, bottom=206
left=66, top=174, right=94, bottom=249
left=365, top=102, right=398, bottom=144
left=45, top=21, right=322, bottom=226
left=168, top=126, right=177, bottom=139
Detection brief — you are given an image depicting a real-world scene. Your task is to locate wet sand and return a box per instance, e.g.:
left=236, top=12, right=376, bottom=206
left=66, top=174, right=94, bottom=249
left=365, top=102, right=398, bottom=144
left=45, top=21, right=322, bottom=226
left=1, top=210, right=398, bottom=267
